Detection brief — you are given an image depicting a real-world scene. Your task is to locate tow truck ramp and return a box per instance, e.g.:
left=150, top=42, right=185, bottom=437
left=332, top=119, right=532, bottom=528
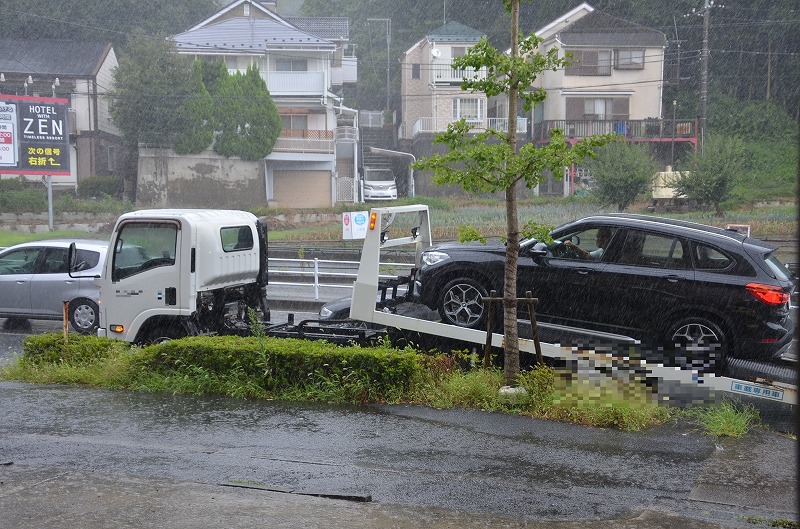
left=349, top=204, right=797, bottom=407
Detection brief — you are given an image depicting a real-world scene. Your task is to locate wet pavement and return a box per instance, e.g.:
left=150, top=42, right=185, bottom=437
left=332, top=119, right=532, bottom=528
left=0, top=313, right=797, bottom=528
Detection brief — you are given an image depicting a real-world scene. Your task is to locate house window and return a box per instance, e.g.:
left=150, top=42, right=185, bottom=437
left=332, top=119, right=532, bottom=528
left=584, top=98, right=613, bottom=120
left=452, top=98, right=484, bottom=125
left=565, top=49, right=612, bottom=76
left=280, top=114, right=308, bottom=130
left=276, top=58, right=308, bottom=72
left=411, top=63, right=420, bottom=79
left=566, top=97, right=629, bottom=121
left=108, top=146, right=117, bottom=172
left=615, top=49, right=645, bottom=70
left=451, top=47, right=467, bottom=58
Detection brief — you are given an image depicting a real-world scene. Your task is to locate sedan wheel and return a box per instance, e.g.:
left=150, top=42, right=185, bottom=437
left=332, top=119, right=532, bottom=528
left=438, top=278, right=488, bottom=329
left=69, top=298, right=99, bottom=335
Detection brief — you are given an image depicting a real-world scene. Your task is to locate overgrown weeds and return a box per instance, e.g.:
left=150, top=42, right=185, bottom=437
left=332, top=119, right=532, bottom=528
left=683, top=399, right=760, bottom=438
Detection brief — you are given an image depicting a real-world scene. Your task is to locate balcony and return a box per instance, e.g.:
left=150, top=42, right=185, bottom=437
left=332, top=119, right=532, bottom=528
left=331, top=56, right=358, bottom=85
left=404, top=116, right=528, bottom=139
left=432, top=62, right=487, bottom=84
left=267, top=71, right=325, bottom=96
left=533, top=119, right=698, bottom=145
left=273, top=129, right=334, bottom=154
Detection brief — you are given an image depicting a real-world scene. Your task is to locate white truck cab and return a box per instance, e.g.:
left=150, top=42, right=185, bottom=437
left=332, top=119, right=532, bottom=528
left=87, top=209, right=269, bottom=343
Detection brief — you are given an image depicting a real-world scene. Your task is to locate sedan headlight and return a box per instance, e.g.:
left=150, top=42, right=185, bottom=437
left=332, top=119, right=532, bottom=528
left=422, top=251, right=450, bottom=266
left=319, top=306, right=333, bottom=318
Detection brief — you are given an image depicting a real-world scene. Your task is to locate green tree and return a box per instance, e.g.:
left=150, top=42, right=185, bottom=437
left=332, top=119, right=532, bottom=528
left=413, top=0, right=611, bottom=386
left=673, top=135, right=748, bottom=216
left=212, top=65, right=281, bottom=161
left=173, top=61, right=214, bottom=155
left=109, top=32, right=198, bottom=147
left=587, top=142, right=658, bottom=211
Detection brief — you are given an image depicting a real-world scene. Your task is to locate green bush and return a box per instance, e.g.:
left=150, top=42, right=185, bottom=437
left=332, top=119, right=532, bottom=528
left=0, top=189, right=48, bottom=213
left=22, top=334, right=124, bottom=366
left=134, top=335, right=422, bottom=402
left=77, top=175, right=124, bottom=198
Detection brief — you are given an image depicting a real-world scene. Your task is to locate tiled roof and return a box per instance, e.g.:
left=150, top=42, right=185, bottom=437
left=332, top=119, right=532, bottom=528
left=173, top=17, right=335, bottom=52
left=288, top=17, right=349, bottom=40
left=559, top=12, right=666, bottom=47
left=0, top=39, right=111, bottom=76
left=427, top=21, right=484, bottom=42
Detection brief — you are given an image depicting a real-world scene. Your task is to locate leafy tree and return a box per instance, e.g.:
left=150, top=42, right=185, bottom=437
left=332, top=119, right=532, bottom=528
left=672, top=135, right=748, bottom=216
left=173, top=61, right=214, bottom=155
left=109, top=32, right=199, bottom=148
left=587, top=142, right=658, bottom=211
left=413, top=0, right=611, bottom=386
left=212, top=65, right=282, bottom=161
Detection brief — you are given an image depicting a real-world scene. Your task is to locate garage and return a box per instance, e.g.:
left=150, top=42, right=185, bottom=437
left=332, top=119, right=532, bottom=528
left=272, top=170, right=331, bottom=208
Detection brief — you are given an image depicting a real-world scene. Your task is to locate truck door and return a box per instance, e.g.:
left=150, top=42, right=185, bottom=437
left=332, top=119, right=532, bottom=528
left=107, top=221, right=181, bottom=335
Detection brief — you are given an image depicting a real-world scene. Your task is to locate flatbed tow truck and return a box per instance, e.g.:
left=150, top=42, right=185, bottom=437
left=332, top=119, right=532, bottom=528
left=334, top=204, right=797, bottom=409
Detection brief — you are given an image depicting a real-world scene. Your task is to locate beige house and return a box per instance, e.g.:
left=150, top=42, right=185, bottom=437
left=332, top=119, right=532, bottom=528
left=400, top=22, right=526, bottom=141
left=398, top=4, right=696, bottom=198
left=137, top=0, right=359, bottom=209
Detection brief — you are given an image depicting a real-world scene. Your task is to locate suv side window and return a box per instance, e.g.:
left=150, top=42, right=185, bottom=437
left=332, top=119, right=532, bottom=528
left=612, top=230, right=689, bottom=269
left=551, top=227, right=617, bottom=261
left=692, top=242, right=734, bottom=271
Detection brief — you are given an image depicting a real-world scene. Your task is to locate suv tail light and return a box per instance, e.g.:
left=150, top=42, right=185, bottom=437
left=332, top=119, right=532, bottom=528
left=746, top=283, right=790, bottom=305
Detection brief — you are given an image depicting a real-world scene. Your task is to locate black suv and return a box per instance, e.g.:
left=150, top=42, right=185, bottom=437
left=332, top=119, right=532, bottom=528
left=416, top=214, right=795, bottom=368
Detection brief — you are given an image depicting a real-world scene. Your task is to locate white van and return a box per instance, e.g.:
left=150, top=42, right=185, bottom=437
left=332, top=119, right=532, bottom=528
left=361, top=167, right=397, bottom=201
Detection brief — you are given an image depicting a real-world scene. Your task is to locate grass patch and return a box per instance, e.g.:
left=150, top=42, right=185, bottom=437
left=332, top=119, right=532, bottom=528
left=683, top=399, right=760, bottom=438
left=1, top=335, right=680, bottom=432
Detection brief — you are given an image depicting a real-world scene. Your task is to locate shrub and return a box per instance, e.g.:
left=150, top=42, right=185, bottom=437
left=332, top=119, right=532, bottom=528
left=77, top=175, right=124, bottom=198
left=134, top=335, right=421, bottom=402
left=22, top=334, right=125, bottom=366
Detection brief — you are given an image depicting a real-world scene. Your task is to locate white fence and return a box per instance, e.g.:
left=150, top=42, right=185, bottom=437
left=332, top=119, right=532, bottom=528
left=268, top=257, right=414, bottom=300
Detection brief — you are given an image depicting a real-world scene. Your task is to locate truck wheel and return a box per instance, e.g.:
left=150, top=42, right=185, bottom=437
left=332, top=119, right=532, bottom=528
left=69, top=298, right=99, bottom=335
left=146, top=324, right=187, bottom=344
left=437, top=278, right=488, bottom=330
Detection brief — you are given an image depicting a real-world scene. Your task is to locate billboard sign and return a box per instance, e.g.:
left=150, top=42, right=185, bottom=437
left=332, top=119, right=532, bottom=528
left=0, top=94, right=70, bottom=176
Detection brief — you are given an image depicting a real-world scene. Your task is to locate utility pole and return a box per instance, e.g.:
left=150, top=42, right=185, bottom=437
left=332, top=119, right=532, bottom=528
left=686, top=0, right=722, bottom=156
left=367, top=18, right=391, bottom=111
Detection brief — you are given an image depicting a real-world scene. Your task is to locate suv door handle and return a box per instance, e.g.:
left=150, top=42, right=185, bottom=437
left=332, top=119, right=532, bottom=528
left=665, top=275, right=682, bottom=283
left=576, top=267, right=592, bottom=275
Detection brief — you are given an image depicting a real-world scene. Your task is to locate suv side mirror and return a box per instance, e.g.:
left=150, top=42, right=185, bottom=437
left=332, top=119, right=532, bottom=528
left=531, top=241, right=548, bottom=258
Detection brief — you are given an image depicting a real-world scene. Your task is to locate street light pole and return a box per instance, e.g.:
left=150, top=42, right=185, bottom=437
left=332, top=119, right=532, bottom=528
left=367, top=18, right=391, bottom=111
left=671, top=100, right=677, bottom=167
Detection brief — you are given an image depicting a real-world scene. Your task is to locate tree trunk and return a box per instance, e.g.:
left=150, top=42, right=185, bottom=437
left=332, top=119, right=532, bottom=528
left=503, top=0, right=521, bottom=387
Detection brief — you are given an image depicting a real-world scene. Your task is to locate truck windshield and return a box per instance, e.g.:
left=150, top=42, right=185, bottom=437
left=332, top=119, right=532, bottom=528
left=112, top=222, right=178, bottom=281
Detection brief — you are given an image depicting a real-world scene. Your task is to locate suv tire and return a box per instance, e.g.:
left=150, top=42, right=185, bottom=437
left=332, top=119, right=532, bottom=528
left=666, top=316, right=729, bottom=375
left=438, top=277, right=489, bottom=330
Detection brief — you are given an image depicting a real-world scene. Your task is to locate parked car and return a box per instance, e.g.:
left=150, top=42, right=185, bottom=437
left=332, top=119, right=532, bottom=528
left=416, top=214, right=796, bottom=370
left=0, top=239, right=107, bottom=334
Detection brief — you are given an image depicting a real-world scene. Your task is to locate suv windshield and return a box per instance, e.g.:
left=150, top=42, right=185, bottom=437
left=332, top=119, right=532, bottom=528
left=763, top=253, right=793, bottom=281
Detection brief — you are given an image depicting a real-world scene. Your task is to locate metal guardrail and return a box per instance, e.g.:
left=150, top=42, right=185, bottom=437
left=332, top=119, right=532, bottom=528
left=268, top=257, right=414, bottom=300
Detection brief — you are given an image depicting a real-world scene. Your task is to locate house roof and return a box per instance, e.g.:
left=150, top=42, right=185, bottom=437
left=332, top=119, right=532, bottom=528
left=173, top=17, right=335, bottom=53
left=288, top=17, right=349, bottom=40
left=188, top=0, right=293, bottom=32
left=427, top=21, right=484, bottom=43
left=558, top=11, right=666, bottom=48
left=0, top=39, right=112, bottom=77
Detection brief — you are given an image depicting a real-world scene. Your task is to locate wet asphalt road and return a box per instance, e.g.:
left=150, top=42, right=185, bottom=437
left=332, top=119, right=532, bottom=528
left=0, top=318, right=796, bottom=527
